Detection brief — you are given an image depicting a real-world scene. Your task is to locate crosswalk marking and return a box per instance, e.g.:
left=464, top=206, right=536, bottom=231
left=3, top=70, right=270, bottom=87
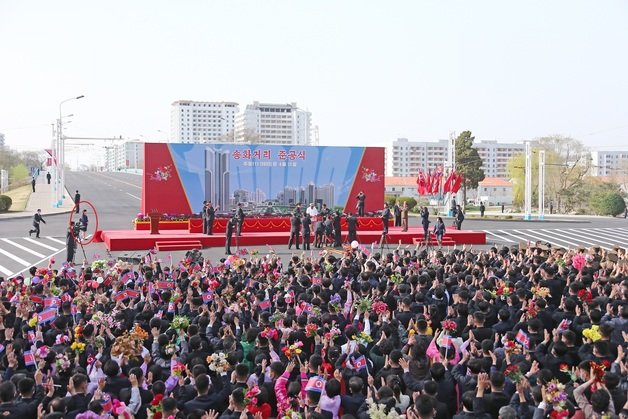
left=46, top=236, right=66, bottom=245
left=0, top=264, right=12, bottom=276
left=562, top=229, right=618, bottom=247
left=513, top=229, right=574, bottom=249
left=484, top=230, right=509, bottom=242
left=539, top=229, right=594, bottom=248
left=577, top=229, right=628, bottom=246
left=0, top=248, right=30, bottom=267
left=1, top=238, right=45, bottom=258
left=24, top=237, right=59, bottom=251
left=498, top=230, right=529, bottom=242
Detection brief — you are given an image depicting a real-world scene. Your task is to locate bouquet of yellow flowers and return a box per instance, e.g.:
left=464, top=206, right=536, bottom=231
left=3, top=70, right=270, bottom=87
left=70, top=341, right=86, bottom=355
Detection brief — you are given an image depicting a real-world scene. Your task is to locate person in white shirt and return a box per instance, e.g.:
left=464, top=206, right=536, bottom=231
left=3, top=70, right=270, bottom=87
left=306, top=202, right=319, bottom=219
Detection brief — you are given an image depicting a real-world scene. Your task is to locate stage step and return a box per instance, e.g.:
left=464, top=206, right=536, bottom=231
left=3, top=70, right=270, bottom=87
left=155, top=240, right=203, bottom=251
left=412, top=237, right=456, bottom=246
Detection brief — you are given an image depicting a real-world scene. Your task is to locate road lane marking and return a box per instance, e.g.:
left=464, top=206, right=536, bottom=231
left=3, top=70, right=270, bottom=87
left=46, top=236, right=66, bottom=245
left=0, top=239, right=45, bottom=258
left=483, top=230, right=510, bottom=242
left=94, top=173, right=141, bottom=189
left=24, top=238, right=59, bottom=251
left=563, top=229, right=624, bottom=247
left=126, top=192, right=141, bottom=200
left=513, top=229, right=574, bottom=249
left=0, top=248, right=30, bottom=267
left=11, top=247, right=66, bottom=277
left=498, top=230, right=529, bottom=242
left=576, top=228, right=628, bottom=246
left=0, top=264, right=12, bottom=276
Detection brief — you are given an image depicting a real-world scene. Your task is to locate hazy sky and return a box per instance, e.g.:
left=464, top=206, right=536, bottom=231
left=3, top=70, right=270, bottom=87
left=1, top=0, right=627, bottom=160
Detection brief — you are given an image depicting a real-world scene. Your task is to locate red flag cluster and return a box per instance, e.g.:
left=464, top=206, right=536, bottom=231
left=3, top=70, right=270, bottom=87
left=416, top=168, right=463, bottom=196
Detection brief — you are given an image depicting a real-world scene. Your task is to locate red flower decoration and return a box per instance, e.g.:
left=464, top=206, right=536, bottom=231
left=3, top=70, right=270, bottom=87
left=577, top=289, right=592, bottom=303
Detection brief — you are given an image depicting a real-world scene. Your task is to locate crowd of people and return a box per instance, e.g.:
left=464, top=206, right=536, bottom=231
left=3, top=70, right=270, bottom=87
left=0, top=240, right=626, bottom=419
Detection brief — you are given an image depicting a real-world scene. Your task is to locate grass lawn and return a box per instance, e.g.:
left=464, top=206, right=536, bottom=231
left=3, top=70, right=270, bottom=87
left=3, top=185, right=32, bottom=211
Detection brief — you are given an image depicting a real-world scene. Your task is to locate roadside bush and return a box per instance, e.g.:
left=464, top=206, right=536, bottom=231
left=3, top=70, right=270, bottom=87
left=589, top=191, right=626, bottom=217
left=0, top=195, right=12, bottom=212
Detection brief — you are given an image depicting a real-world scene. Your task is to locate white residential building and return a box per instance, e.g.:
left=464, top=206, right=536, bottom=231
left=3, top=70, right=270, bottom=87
left=235, top=102, right=311, bottom=145
left=104, top=141, right=144, bottom=172
left=386, top=138, right=524, bottom=179
left=170, top=101, right=238, bottom=143
left=590, top=150, right=628, bottom=176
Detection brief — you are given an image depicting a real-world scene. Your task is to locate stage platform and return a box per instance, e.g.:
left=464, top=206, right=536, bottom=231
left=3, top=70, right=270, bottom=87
left=101, top=227, right=486, bottom=251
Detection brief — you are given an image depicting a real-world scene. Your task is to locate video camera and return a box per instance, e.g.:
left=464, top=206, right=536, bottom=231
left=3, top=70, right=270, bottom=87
left=71, top=221, right=82, bottom=237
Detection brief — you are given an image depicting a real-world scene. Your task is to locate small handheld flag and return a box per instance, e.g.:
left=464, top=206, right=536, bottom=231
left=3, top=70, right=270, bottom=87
left=202, top=292, right=214, bottom=303
left=24, top=351, right=35, bottom=367
left=515, top=329, right=530, bottom=349
left=353, top=355, right=367, bottom=372
left=305, top=376, right=326, bottom=393
left=38, top=309, right=58, bottom=325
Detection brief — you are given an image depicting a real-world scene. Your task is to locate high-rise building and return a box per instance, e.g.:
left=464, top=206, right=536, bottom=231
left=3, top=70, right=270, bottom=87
left=387, top=138, right=524, bottom=179
left=235, top=102, right=311, bottom=145
left=170, top=101, right=238, bottom=143
left=204, top=148, right=230, bottom=210
left=590, top=150, right=628, bottom=176
left=104, top=141, right=144, bottom=172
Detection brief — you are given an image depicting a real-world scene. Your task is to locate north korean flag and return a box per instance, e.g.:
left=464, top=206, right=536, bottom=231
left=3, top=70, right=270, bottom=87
left=113, top=291, right=128, bottom=302
left=125, top=289, right=140, bottom=299
left=258, top=299, right=271, bottom=311
left=515, top=330, right=530, bottom=349
left=27, top=330, right=36, bottom=343
left=23, top=350, right=35, bottom=367
left=353, top=355, right=367, bottom=372
left=30, top=295, right=44, bottom=305
left=305, top=376, right=326, bottom=393
left=38, top=309, right=57, bottom=325
left=44, top=297, right=61, bottom=308
left=120, top=271, right=134, bottom=283
left=60, top=293, right=72, bottom=303
left=155, top=310, right=163, bottom=319
left=157, top=281, right=175, bottom=290
left=167, top=302, right=175, bottom=313
left=71, top=305, right=78, bottom=315
left=202, top=292, right=214, bottom=304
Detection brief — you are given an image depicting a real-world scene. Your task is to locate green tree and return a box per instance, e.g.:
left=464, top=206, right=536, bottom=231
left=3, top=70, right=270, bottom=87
left=455, top=131, right=485, bottom=205
left=9, top=163, right=29, bottom=182
left=589, top=191, right=626, bottom=216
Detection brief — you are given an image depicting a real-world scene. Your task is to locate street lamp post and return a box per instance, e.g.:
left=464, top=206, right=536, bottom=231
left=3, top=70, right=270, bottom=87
left=57, top=95, right=84, bottom=207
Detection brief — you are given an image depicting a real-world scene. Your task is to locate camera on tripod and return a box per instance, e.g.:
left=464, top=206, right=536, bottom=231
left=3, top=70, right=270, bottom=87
left=71, top=221, right=82, bottom=239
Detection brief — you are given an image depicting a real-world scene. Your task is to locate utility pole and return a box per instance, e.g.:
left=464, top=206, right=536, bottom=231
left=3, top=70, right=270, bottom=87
left=524, top=141, right=532, bottom=220
left=447, top=131, right=456, bottom=216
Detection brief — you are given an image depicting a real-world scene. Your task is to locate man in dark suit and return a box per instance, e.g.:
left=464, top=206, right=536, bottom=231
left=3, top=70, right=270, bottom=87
left=102, top=360, right=131, bottom=400
left=288, top=212, right=301, bottom=250
left=206, top=202, right=216, bottom=235
left=302, top=213, right=311, bottom=250
left=333, top=210, right=342, bottom=247
left=314, top=218, right=324, bottom=248
left=341, top=377, right=366, bottom=416
left=201, top=201, right=208, bottom=234
left=225, top=217, right=235, bottom=255
left=74, top=190, right=80, bottom=213
left=28, top=209, right=46, bottom=238
left=473, top=372, right=510, bottom=419
left=64, top=374, right=93, bottom=419
left=355, top=191, right=366, bottom=216
left=393, top=201, right=402, bottom=226
left=183, top=373, right=231, bottom=414
left=235, top=203, right=245, bottom=236
left=346, top=212, right=358, bottom=244
left=381, top=203, right=391, bottom=235
left=421, top=206, right=430, bottom=241
left=120, top=368, right=153, bottom=419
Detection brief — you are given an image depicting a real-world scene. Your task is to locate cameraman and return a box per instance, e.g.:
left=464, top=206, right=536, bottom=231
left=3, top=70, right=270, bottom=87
left=66, top=223, right=78, bottom=263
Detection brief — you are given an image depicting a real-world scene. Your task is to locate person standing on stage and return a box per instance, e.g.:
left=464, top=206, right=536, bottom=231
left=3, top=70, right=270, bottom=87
left=455, top=205, right=465, bottom=230
left=333, top=210, right=342, bottom=247
left=206, top=202, right=216, bottom=235
left=346, top=212, right=358, bottom=244
left=28, top=209, right=46, bottom=238
left=288, top=212, right=302, bottom=250
left=74, top=190, right=81, bottom=214
left=302, top=213, right=311, bottom=250
left=355, top=191, right=366, bottom=217
left=306, top=202, right=318, bottom=220
left=433, top=217, right=446, bottom=248
left=381, top=203, right=391, bottom=235
left=420, top=206, right=430, bottom=241
left=201, top=201, right=208, bottom=234
left=235, top=203, right=245, bottom=236
left=394, top=201, right=402, bottom=227
left=320, top=203, right=330, bottom=219
left=294, top=202, right=303, bottom=218
left=401, top=201, right=409, bottom=232
left=225, top=217, right=235, bottom=255
left=314, top=217, right=324, bottom=248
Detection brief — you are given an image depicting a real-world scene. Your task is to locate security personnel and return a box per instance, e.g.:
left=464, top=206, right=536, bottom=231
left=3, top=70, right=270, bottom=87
left=381, top=203, right=391, bottom=236
left=302, top=213, right=312, bottom=250
left=206, top=202, right=216, bottom=235
left=28, top=209, right=46, bottom=238
left=235, top=203, right=245, bottom=236
left=225, top=217, right=235, bottom=255
left=346, top=213, right=358, bottom=244
left=288, top=212, right=301, bottom=250
left=333, top=210, right=342, bottom=247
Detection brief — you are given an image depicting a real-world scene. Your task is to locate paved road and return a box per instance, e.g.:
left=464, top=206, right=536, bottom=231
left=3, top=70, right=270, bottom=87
left=1, top=171, right=628, bottom=278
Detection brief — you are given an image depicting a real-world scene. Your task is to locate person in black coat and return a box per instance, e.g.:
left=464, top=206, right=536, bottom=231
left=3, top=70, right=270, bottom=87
left=225, top=217, right=235, bottom=255
left=64, top=374, right=93, bottom=419
left=302, top=213, right=311, bottom=250
left=314, top=219, right=324, bottom=248
left=28, top=209, right=46, bottom=238
left=288, top=212, right=301, bottom=250
left=74, top=190, right=80, bottom=213
left=183, top=373, right=231, bottom=414
left=235, top=203, right=245, bottom=236
left=455, top=205, right=465, bottom=230
left=381, top=203, right=391, bottom=235
left=346, top=213, right=358, bottom=244
left=66, top=224, right=77, bottom=263
left=480, top=202, right=485, bottom=217
left=393, top=201, right=402, bottom=226
left=341, top=377, right=366, bottom=416
left=206, top=202, right=216, bottom=235
left=333, top=211, right=342, bottom=247
left=31, top=177, right=36, bottom=192
left=355, top=191, right=366, bottom=216
left=420, top=206, right=430, bottom=241
left=120, top=368, right=153, bottom=419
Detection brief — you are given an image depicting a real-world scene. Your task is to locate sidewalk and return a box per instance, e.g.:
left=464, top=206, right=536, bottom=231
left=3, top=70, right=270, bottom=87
left=0, top=172, right=74, bottom=220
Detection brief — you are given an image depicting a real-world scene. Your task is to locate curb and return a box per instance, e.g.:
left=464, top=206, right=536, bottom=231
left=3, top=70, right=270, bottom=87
left=0, top=208, right=74, bottom=221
